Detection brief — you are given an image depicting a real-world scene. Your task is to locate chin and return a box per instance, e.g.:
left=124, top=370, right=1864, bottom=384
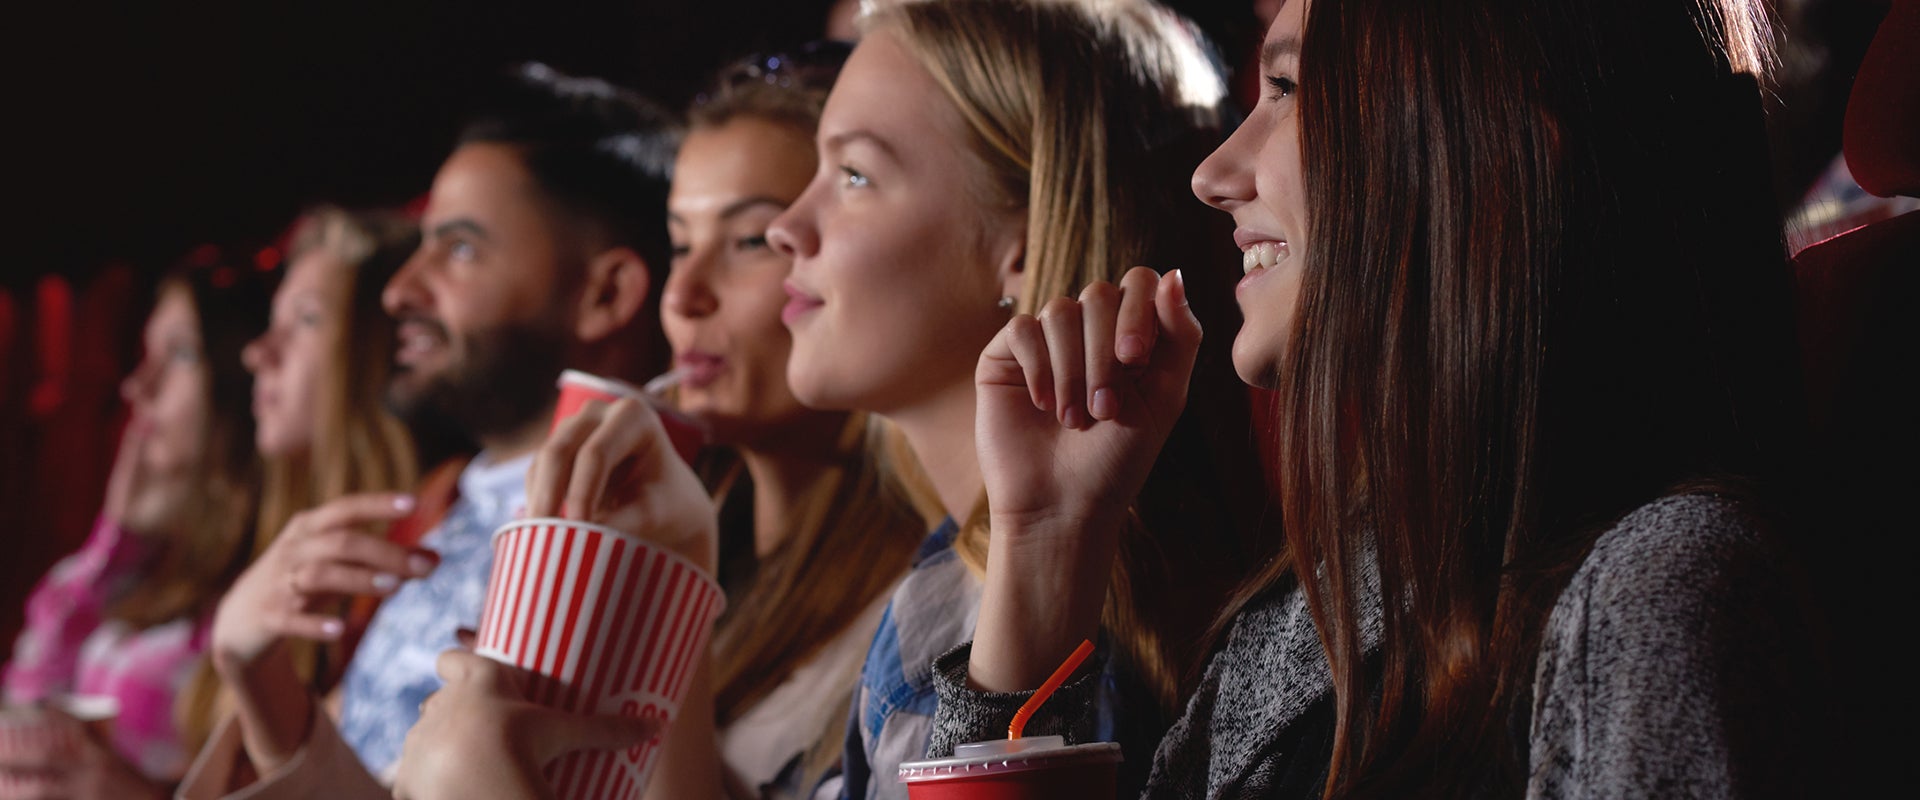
left=1231, top=333, right=1284, bottom=390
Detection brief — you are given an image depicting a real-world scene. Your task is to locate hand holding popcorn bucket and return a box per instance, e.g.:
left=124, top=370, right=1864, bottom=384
left=470, top=370, right=723, bottom=799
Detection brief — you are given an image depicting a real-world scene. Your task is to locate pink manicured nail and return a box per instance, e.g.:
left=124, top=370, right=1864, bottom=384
left=1091, top=388, right=1116, bottom=419
left=1117, top=335, right=1147, bottom=362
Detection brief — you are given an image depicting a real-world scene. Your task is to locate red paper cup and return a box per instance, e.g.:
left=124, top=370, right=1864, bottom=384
left=475, top=518, right=726, bottom=800
left=552, top=370, right=706, bottom=463
left=898, top=736, right=1122, bottom=799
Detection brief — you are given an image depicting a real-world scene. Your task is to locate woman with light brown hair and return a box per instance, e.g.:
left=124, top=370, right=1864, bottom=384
left=659, top=45, right=925, bottom=798
left=172, top=206, right=423, bottom=756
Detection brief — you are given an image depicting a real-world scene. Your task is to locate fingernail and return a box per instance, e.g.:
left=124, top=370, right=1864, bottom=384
left=1091, top=388, right=1116, bottom=419
left=1170, top=269, right=1188, bottom=304
left=1117, top=335, right=1146, bottom=362
left=320, top=620, right=345, bottom=639
left=1066, top=405, right=1089, bottom=430
left=394, top=495, right=416, bottom=512
left=408, top=553, right=438, bottom=576
left=371, top=573, right=401, bottom=592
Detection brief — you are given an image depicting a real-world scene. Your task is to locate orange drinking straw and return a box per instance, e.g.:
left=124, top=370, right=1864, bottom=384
left=1008, top=638, right=1095, bottom=740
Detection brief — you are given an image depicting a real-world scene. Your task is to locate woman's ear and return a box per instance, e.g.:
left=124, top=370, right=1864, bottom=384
left=992, top=219, right=1027, bottom=304
left=574, top=246, right=652, bottom=344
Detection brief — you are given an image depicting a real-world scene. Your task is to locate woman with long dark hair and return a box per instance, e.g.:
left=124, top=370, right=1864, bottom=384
left=939, top=0, right=1816, bottom=796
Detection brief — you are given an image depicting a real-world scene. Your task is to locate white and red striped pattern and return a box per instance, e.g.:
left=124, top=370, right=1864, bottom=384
left=475, top=518, right=725, bottom=800
left=0, top=709, right=78, bottom=799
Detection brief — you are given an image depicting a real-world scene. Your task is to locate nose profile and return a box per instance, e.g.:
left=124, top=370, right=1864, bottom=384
left=383, top=250, right=430, bottom=317
left=767, top=190, right=820, bottom=261
left=1192, top=124, right=1259, bottom=212
left=242, top=329, right=277, bottom=374
left=120, top=358, right=155, bottom=406
left=663, top=253, right=719, bottom=321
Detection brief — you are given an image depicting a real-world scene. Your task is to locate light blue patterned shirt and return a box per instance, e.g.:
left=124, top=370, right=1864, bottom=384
left=833, top=519, right=1126, bottom=800
left=336, top=451, right=531, bottom=780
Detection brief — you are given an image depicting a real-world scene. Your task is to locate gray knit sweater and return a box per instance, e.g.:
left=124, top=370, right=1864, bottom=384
left=927, top=494, right=1813, bottom=798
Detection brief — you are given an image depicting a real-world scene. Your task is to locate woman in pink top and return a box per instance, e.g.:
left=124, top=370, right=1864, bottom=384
left=1, top=263, right=267, bottom=797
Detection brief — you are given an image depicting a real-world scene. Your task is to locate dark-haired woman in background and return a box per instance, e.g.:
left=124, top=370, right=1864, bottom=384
left=941, top=0, right=1819, bottom=796
left=1, top=264, right=267, bottom=797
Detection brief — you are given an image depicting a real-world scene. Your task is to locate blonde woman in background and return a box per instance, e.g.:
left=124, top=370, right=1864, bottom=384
left=172, top=207, right=426, bottom=765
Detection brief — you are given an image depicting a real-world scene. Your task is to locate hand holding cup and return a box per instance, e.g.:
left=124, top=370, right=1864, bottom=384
left=209, top=492, right=431, bottom=673
left=525, top=395, right=717, bottom=574
left=393, top=649, right=662, bottom=800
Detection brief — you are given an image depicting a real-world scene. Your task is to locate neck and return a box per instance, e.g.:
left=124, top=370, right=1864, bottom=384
left=477, top=406, right=554, bottom=462
left=737, top=415, right=849, bottom=558
left=885, top=380, right=982, bottom=524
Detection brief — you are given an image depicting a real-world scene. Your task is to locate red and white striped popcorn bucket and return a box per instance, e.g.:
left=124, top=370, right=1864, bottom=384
left=475, top=518, right=726, bottom=800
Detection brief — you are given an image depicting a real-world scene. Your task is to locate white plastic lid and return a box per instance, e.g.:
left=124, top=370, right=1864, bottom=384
left=898, top=737, right=1121, bottom=783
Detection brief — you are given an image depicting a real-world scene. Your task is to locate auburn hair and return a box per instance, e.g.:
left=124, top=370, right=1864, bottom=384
left=1218, top=0, right=1798, bottom=795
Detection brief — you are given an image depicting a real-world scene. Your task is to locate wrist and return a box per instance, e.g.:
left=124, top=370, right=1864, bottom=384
left=970, top=513, right=1122, bottom=692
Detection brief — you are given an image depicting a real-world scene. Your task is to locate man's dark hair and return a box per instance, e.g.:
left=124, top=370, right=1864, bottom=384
left=458, top=62, right=680, bottom=290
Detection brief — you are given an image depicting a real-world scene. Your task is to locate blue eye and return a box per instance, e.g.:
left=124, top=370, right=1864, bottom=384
left=735, top=235, right=769, bottom=251
left=840, top=166, right=870, bottom=189
left=448, top=239, right=477, bottom=261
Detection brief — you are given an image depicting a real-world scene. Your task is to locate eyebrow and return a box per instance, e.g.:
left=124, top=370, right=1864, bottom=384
left=428, top=218, right=488, bottom=241
left=668, top=196, right=790, bottom=226
left=821, top=129, right=900, bottom=163
left=1261, top=38, right=1302, bottom=68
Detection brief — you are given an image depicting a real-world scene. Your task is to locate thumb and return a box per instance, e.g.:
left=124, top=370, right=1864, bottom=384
left=533, top=709, right=664, bottom=762
left=1145, top=270, right=1204, bottom=394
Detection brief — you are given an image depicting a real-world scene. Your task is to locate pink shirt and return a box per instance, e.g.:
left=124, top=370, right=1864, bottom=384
left=3, top=514, right=209, bottom=780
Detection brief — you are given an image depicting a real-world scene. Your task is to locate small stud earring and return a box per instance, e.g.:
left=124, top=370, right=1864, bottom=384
left=997, top=296, right=1016, bottom=311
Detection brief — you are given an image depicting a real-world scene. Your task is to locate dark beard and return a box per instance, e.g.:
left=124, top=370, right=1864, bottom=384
left=386, top=319, right=569, bottom=443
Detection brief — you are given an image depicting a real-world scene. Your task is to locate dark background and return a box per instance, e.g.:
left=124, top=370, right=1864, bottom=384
left=4, top=0, right=1262, bottom=287
left=0, top=0, right=1896, bottom=655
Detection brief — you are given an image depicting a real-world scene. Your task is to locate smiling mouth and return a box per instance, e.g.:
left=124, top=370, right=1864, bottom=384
left=394, top=319, right=448, bottom=366
left=1241, top=240, right=1290, bottom=275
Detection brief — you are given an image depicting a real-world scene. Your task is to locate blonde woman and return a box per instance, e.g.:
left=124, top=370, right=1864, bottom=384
left=172, top=207, right=424, bottom=761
